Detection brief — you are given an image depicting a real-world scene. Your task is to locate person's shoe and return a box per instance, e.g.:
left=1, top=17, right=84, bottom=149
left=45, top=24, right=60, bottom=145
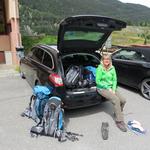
left=113, top=112, right=116, bottom=118
left=116, top=121, right=127, bottom=132
left=121, top=102, right=126, bottom=112
left=101, top=122, right=109, bottom=140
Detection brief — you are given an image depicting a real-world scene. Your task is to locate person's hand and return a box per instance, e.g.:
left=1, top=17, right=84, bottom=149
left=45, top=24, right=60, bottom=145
left=109, top=89, right=115, bottom=94
left=112, top=91, right=116, bottom=94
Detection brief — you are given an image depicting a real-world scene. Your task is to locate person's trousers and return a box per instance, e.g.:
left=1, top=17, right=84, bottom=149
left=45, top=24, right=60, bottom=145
left=97, top=89, right=126, bottom=122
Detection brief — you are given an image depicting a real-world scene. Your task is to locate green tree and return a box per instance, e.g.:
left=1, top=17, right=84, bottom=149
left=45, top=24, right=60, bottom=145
left=139, top=28, right=150, bottom=45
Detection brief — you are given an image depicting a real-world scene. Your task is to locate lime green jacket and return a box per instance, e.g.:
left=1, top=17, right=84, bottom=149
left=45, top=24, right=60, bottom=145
left=96, top=64, right=117, bottom=92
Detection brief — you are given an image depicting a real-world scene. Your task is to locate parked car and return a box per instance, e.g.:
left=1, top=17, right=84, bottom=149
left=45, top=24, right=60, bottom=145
left=112, top=47, right=150, bottom=100
left=20, top=15, right=126, bottom=109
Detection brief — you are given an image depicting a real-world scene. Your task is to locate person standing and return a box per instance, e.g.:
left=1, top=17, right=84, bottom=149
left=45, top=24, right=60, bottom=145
left=96, top=54, right=127, bottom=132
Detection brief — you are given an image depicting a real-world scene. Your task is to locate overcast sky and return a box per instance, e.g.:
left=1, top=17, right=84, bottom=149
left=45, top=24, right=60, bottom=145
left=119, top=0, right=150, bottom=8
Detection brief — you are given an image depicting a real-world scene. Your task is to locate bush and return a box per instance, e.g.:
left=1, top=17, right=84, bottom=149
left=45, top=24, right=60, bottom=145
left=22, top=35, right=57, bottom=53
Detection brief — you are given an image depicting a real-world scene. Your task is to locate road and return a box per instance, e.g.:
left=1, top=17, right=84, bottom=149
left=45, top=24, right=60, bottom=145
left=0, top=76, right=150, bottom=150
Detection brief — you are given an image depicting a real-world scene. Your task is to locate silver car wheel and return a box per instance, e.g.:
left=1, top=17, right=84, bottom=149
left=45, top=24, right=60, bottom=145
left=141, top=79, right=150, bottom=100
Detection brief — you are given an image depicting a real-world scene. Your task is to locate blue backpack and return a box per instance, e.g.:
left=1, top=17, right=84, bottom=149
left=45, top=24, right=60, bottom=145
left=22, top=86, right=83, bottom=142
left=21, top=85, right=52, bottom=121
left=85, top=66, right=96, bottom=80
left=33, top=86, right=53, bottom=120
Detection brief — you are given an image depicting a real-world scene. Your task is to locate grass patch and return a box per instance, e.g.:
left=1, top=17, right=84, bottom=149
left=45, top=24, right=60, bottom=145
left=112, top=26, right=150, bottom=46
left=22, top=35, right=57, bottom=52
left=37, top=35, right=57, bottom=45
left=15, top=65, right=20, bottom=72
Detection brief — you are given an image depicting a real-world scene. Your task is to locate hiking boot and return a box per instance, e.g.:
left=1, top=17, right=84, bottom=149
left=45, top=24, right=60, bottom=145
left=121, top=102, right=126, bottom=112
left=116, top=121, right=127, bottom=132
left=113, top=112, right=116, bottom=118
left=101, top=122, right=109, bottom=140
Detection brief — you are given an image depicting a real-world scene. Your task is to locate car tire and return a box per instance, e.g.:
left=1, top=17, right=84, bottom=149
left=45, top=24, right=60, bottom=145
left=140, top=78, right=150, bottom=100
left=35, top=80, right=41, bottom=86
left=20, top=68, right=26, bottom=79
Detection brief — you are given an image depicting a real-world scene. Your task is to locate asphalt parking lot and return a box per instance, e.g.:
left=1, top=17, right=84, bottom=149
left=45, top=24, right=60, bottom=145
left=0, top=76, right=150, bottom=150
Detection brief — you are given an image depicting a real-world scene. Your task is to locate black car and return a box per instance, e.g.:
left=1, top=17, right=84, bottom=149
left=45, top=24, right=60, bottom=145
left=20, top=15, right=126, bottom=109
left=112, top=47, right=150, bottom=100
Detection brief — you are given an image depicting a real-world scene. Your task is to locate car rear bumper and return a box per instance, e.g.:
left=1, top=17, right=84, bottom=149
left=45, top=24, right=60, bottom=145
left=63, top=87, right=103, bottom=109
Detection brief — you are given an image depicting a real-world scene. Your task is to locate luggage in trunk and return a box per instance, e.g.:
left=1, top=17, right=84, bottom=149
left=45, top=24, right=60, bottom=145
left=64, top=65, right=96, bottom=89
left=64, top=66, right=82, bottom=89
left=62, top=53, right=99, bottom=90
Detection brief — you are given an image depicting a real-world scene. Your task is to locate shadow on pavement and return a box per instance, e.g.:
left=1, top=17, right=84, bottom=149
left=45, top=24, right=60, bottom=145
left=118, top=83, right=146, bottom=100
left=64, top=101, right=114, bottom=128
left=118, top=83, right=139, bottom=94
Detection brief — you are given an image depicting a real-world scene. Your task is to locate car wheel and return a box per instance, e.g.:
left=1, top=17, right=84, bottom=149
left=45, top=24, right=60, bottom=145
left=141, top=78, right=150, bottom=100
left=20, top=68, right=25, bottom=79
left=35, top=80, right=41, bottom=86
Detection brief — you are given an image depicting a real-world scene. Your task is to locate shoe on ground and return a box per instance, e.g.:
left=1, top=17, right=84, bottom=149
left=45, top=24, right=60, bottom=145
left=121, top=101, right=126, bottom=112
left=113, top=112, right=116, bottom=118
left=101, top=122, right=109, bottom=140
left=116, top=121, right=127, bottom=132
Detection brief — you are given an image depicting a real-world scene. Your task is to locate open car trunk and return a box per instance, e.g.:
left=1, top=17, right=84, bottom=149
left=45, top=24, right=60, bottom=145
left=61, top=53, right=100, bottom=91
left=57, top=15, right=126, bottom=54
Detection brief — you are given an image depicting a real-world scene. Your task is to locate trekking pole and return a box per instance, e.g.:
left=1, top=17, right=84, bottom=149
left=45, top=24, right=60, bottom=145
left=66, top=131, right=83, bottom=137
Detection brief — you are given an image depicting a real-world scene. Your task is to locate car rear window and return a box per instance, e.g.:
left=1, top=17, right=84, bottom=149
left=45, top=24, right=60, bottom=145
left=64, top=31, right=104, bottom=42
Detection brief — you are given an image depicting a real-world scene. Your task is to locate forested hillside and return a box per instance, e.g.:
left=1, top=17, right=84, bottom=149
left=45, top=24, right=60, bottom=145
left=19, top=0, right=150, bottom=35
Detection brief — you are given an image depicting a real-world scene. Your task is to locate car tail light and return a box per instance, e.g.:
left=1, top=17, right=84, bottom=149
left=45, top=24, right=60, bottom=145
left=49, top=73, right=64, bottom=87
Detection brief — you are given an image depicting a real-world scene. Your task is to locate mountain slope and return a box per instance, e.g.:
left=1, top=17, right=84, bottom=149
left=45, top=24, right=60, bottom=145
left=19, top=0, right=150, bottom=35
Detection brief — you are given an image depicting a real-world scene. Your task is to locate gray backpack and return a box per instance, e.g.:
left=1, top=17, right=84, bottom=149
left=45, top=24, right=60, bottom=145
left=30, top=96, right=67, bottom=141
left=43, top=96, right=63, bottom=137
left=30, top=96, right=83, bottom=142
left=65, top=66, right=82, bottom=88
